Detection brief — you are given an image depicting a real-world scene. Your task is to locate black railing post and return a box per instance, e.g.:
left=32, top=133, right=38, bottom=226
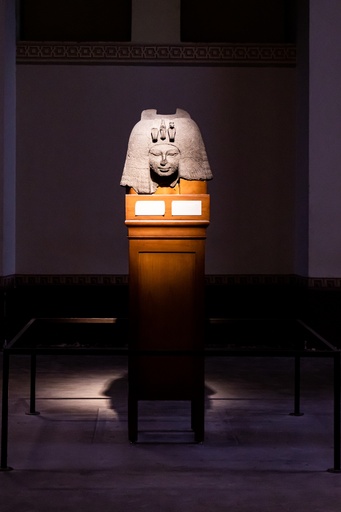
left=328, top=351, right=341, bottom=473
left=26, top=353, right=40, bottom=416
left=290, top=354, right=304, bottom=416
left=1, top=350, right=12, bottom=470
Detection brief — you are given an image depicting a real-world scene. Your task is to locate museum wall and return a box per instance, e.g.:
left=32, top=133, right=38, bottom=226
left=3, top=1, right=341, bottom=337
left=15, top=63, right=296, bottom=276
left=308, top=0, right=341, bottom=278
left=0, top=0, right=16, bottom=277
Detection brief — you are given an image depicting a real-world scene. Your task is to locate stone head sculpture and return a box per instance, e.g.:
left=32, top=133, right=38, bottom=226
left=120, top=109, right=213, bottom=194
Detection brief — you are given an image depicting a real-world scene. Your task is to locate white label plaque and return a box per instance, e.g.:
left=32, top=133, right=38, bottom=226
left=171, top=200, right=202, bottom=216
left=135, top=200, right=165, bottom=216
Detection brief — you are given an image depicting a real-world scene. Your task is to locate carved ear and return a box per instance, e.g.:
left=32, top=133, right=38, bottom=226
left=178, top=154, right=213, bottom=181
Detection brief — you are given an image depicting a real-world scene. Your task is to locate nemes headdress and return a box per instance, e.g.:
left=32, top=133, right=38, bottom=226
left=120, top=109, right=213, bottom=194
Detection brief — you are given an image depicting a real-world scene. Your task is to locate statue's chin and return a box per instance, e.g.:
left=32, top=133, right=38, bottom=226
left=150, top=169, right=179, bottom=188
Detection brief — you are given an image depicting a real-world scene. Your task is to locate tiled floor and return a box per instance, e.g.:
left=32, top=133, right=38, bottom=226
left=1, top=350, right=341, bottom=512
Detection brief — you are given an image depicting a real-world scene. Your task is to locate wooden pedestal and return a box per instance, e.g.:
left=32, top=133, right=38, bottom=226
left=125, top=194, right=210, bottom=442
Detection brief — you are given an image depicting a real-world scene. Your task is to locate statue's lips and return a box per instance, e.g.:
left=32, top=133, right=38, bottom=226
left=158, top=167, right=173, bottom=173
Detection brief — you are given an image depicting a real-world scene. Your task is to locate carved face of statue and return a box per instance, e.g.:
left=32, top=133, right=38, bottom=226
left=149, top=144, right=181, bottom=178
left=121, top=109, right=213, bottom=194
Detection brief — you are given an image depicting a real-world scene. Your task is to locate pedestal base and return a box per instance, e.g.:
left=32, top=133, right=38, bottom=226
left=125, top=194, right=210, bottom=442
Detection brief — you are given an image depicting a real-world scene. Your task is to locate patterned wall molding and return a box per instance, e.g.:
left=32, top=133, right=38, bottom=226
left=16, top=42, right=296, bottom=67
left=0, top=274, right=335, bottom=289
left=2, top=274, right=341, bottom=289
left=1, top=274, right=128, bottom=288
left=205, top=274, right=301, bottom=286
left=306, top=277, right=341, bottom=289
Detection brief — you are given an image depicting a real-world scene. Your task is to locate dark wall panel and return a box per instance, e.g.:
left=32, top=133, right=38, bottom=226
left=19, top=0, right=132, bottom=41
left=180, top=0, right=296, bottom=43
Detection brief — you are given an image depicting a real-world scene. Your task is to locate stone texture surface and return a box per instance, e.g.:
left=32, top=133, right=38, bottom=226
left=121, top=109, right=213, bottom=193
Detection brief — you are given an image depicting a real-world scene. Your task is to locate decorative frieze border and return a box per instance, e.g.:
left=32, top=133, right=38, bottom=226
left=205, top=274, right=301, bottom=286
left=306, top=277, right=341, bottom=289
left=2, top=274, right=341, bottom=289
left=1, top=274, right=128, bottom=288
left=205, top=275, right=341, bottom=289
left=16, top=42, right=296, bottom=66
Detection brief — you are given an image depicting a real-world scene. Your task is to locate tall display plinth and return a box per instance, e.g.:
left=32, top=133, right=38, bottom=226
left=125, top=194, right=210, bottom=443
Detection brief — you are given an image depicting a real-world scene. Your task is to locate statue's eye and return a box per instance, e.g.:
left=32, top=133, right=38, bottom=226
left=166, top=151, right=179, bottom=157
left=150, top=150, right=162, bottom=156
